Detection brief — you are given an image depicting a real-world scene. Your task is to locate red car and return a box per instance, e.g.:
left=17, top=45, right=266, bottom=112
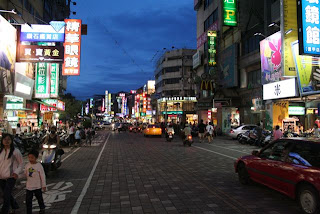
left=234, top=138, right=320, bottom=214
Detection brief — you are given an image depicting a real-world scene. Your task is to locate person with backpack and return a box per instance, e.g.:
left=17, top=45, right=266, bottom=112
left=206, top=122, right=214, bottom=144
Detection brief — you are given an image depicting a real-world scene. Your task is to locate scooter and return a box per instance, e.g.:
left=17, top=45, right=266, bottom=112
left=183, top=135, right=193, bottom=147
left=166, top=131, right=174, bottom=142
left=41, top=144, right=64, bottom=174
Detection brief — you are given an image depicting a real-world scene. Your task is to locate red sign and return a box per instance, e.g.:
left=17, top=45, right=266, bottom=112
left=197, top=21, right=219, bottom=49
left=62, top=19, right=82, bottom=75
left=40, top=104, right=57, bottom=112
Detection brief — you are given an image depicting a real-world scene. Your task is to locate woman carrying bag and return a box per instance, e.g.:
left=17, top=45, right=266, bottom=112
left=0, top=133, right=24, bottom=214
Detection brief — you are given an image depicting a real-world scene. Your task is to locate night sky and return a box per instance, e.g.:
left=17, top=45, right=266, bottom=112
left=66, top=0, right=196, bottom=100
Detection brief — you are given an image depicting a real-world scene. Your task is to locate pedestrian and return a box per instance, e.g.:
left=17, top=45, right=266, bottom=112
left=260, top=120, right=264, bottom=128
left=206, top=122, right=214, bottom=143
left=68, top=122, right=75, bottom=146
left=273, top=125, right=283, bottom=140
left=85, top=127, right=92, bottom=146
left=75, top=127, right=81, bottom=146
left=16, top=123, right=22, bottom=135
left=198, top=120, right=206, bottom=143
left=0, top=133, right=23, bottom=214
left=25, top=150, right=46, bottom=214
left=312, top=123, right=320, bottom=137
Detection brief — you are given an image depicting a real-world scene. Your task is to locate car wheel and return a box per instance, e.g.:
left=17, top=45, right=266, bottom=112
left=237, top=162, right=250, bottom=185
left=298, top=184, right=320, bottom=214
left=237, top=134, right=241, bottom=140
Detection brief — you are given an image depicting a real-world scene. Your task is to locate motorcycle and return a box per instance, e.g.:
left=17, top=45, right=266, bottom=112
left=183, top=134, right=193, bottom=147
left=166, top=131, right=174, bottom=142
left=41, top=144, right=64, bottom=174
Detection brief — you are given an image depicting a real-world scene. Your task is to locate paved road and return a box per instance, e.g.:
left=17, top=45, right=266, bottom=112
left=12, top=131, right=302, bottom=214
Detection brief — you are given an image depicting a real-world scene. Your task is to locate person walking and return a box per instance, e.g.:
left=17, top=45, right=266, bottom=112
left=25, top=150, right=46, bottom=214
left=206, top=122, right=214, bottom=143
left=68, top=122, right=75, bottom=146
left=198, top=120, right=206, bottom=143
left=75, top=127, right=81, bottom=147
left=0, top=133, right=23, bottom=214
left=273, top=125, right=283, bottom=140
left=85, top=127, right=92, bottom=146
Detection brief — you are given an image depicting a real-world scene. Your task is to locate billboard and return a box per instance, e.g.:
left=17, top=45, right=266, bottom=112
left=297, top=0, right=320, bottom=55
left=291, top=40, right=320, bottom=96
left=20, top=22, right=65, bottom=42
left=281, top=0, right=298, bottom=76
left=223, top=0, right=237, bottom=26
left=263, top=78, right=297, bottom=100
left=0, top=15, right=16, bottom=94
left=17, top=45, right=64, bottom=63
left=35, top=63, right=50, bottom=98
left=50, top=64, right=59, bottom=98
left=62, top=19, right=82, bottom=75
left=260, top=32, right=283, bottom=84
left=220, top=44, right=238, bottom=87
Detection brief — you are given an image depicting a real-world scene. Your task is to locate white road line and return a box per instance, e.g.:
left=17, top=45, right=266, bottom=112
left=206, top=144, right=250, bottom=154
left=193, top=146, right=237, bottom=160
left=71, top=134, right=110, bottom=214
left=62, top=147, right=81, bottom=162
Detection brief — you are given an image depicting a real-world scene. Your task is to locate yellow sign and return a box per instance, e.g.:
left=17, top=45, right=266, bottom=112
left=282, top=0, right=298, bottom=76
left=17, top=111, right=26, bottom=118
left=44, top=112, right=53, bottom=121
left=273, top=101, right=289, bottom=128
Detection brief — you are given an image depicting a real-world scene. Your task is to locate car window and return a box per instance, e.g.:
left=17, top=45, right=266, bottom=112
left=259, top=140, right=293, bottom=161
left=288, top=143, right=320, bottom=168
left=250, top=126, right=257, bottom=130
left=242, top=126, right=249, bottom=130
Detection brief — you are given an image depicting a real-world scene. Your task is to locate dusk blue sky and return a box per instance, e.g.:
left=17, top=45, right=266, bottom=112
left=66, top=0, right=196, bottom=100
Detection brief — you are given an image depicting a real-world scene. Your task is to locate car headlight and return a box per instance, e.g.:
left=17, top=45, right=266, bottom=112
left=49, top=145, right=57, bottom=149
left=43, top=145, right=49, bottom=149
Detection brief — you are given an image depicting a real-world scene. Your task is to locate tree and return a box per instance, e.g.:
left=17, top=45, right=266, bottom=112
left=59, top=93, right=82, bottom=121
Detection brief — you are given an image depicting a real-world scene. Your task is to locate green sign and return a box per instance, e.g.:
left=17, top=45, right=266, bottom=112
left=162, top=111, right=183, bottom=115
left=35, top=63, right=50, bottom=98
left=140, top=112, right=146, bottom=116
left=208, top=31, right=217, bottom=66
left=223, top=0, right=237, bottom=26
left=50, top=63, right=59, bottom=98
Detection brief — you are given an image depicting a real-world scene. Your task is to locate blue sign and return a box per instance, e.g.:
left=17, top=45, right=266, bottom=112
left=299, top=0, right=320, bottom=55
left=20, top=24, right=65, bottom=42
left=219, top=44, right=238, bottom=87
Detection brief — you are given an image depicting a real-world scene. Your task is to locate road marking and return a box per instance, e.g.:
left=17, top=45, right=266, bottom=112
left=193, top=146, right=237, bottom=160
left=206, top=144, right=250, bottom=154
left=71, top=133, right=110, bottom=214
left=62, top=147, right=81, bottom=162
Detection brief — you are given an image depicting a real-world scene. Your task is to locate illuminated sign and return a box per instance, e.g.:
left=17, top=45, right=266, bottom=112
left=119, top=93, right=126, bottom=97
left=263, top=78, right=297, bottom=100
left=90, top=98, right=93, bottom=108
left=63, top=19, right=82, bottom=75
left=130, top=90, right=136, bottom=94
left=17, top=45, right=64, bottom=63
left=50, top=64, right=59, bottom=98
left=207, top=31, right=217, bottom=66
left=105, top=90, right=109, bottom=114
left=288, top=106, right=305, bottom=115
left=108, top=93, right=111, bottom=114
left=298, top=0, right=320, bottom=55
left=14, top=72, right=34, bottom=100
left=223, top=0, right=237, bottom=26
left=5, top=95, right=23, bottom=110
left=197, top=21, right=219, bottom=49
left=41, top=99, right=65, bottom=111
left=35, top=63, right=50, bottom=98
left=20, top=22, right=65, bottom=42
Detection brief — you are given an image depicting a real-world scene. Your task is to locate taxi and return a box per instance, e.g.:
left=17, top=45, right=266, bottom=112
left=144, top=124, right=162, bottom=137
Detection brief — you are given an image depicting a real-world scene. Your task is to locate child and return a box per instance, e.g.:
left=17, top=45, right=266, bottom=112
left=25, top=150, right=46, bottom=214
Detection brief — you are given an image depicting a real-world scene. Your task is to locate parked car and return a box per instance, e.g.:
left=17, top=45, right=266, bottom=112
left=234, top=138, right=320, bottom=214
left=228, top=124, right=257, bottom=139
left=144, top=124, right=162, bottom=137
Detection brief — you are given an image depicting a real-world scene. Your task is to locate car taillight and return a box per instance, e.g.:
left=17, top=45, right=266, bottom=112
left=147, top=129, right=149, bottom=131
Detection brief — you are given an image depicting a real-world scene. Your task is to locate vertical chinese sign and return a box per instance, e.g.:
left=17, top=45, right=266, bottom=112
left=63, top=19, right=82, bottom=75
left=223, top=0, right=237, bottom=26
left=50, top=63, right=59, bottom=98
left=208, top=31, right=217, bottom=66
left=35, top=63, right=50, bottom=98
left=298, top=0, right=320, bottom=56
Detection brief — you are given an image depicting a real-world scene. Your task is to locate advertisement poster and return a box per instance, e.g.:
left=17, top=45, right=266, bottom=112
left=281, top=0, right=298, bottom=76
left=220, top=44, right=238, bottom=87
left=272, top=101, right=289, bottom=128
left=222, top=108, right=231, bottom=134
left=260, top=32, right=283, bottom=84
left=0, top=15, right=17, bottom=94
left=35, top=63, right=50, bottom=98
left=291, top=41, right=320, bottom=95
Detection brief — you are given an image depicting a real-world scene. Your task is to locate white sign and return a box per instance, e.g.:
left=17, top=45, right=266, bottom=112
left=289, top=106, right=305, bottom=115
left=263, top=78, right=297, bottom=100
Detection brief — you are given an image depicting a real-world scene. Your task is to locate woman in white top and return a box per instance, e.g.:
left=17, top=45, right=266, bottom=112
left=0, top=133, right=24, bottom=214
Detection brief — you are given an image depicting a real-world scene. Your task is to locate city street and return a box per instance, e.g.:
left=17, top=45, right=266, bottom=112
left=12, top=130, right=302, bottom=214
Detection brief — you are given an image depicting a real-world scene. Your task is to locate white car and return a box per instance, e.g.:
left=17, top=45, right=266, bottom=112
left=228, top=125, right=257, bottom=139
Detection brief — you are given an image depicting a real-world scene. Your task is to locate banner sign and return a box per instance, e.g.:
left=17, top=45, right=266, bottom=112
left=5, top=95, right=24, bottom=110
left=260, top=32, right=283, bottom=84
left=35, top=63, right=50, bottom=98
left=17, top=45, right=64, bottom=63
left=220, top=44, right=238, bottom=87
left=20, top=22, right=65, bottom=42
left=41, top=99, right=65, bottom=111
left=263, top=78, right=297, bottom=100
left=208, top=31, right=217, bottom=66
left=43, top=112, right=53, bottom=120
left=63, top=19, right=82, bottom=75
left=223, top=0, right=237, bottom=26
left=297, top=0, right=320, bottom=55
left=281, top=0, right=298, bottom=76
left=292, top=40, right=320, bottom=96
left=50, top=64, right=59, bottom=98
left=197, top=21, right=218, bottom=49
left=289, top=106, right=305, bottom=115
left=273, top=101, right=289, bottom=128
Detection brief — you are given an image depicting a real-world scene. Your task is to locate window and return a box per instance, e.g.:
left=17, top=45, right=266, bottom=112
left=243, top=36, right=262, bottom=55
left=204, top=0, right=213, bottom=10
left=247, top=70, right=261, bottom=87
left=164, top=78, right=180, bottom=85
left=259, top=140, right=293, bottom=161
left=289, top=143, right=320, bottom=168
left=204, top=9, right=218, bottom=31
left=165, top=67, right=180, bottom=73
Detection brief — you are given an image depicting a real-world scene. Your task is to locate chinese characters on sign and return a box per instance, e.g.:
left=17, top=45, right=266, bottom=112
left=207, top=31, right=217, bottom=66
left=299, top=0, right=320, bottom=55
left=35, top=63, right=50, bottom=98
left=50, top=64, right=59, bottom=98
left=223, top=0, right=237, bottom=26
left=63, top=19, right=82, bottom=75
left=20, top=23, right=65, bottom=42
left=17, top=45, right=64, bottom=63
